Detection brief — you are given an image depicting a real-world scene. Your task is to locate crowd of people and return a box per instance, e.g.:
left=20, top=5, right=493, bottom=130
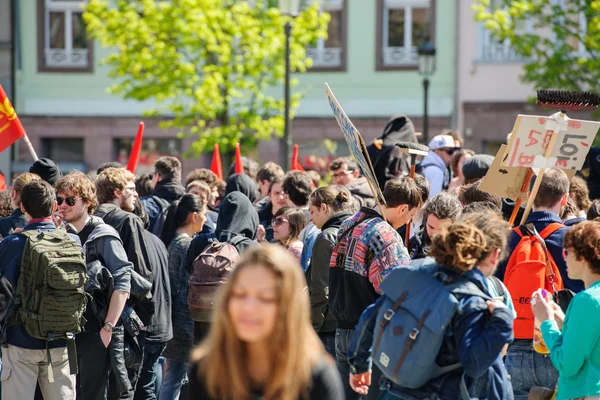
left=0, top=124, right=598, bottom=400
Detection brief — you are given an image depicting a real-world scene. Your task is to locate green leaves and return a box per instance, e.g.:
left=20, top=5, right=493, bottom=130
left=84, top=0, right=329, bottom=155
left=473, top=0, right=600, bottom=93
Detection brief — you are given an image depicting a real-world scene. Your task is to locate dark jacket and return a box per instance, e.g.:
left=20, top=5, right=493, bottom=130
left=0, top=219, right=80, bottom=350
left=0, top=209, right=27, bottom=239
left=142, top=230, right=173, bottom=343
left=141, top=179, right=186, bottom=232
left=408, top=226, right=430, bottom=260
left=502, top=198, right=525, bottom=227
left=564, top=216, right=586, bottom=226
left=186, top=192, right=259, bottom=272
left=349, top=264, right=515, bottom=400
left=497, top=211, right=584, bottom=293
left=225, top=173, right=258, bottom=204
left=346, top=177, right=376, bottom=210
left=307, top=212, right=352, bottom=334
left=258, top=200, right=275, bottom=243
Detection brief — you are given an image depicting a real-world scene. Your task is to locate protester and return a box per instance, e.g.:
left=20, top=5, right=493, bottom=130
left=348, top=212, right=514, bottom=400
left=307, top=170, right=322, bottom=188
left=561, top=197, right=586, bottom=226
left=184, top=168, right=221, bottom=208
left=397, top=174, right=430, bottom=241
left=55, top=171, right=132, bottom=400
left=588, top=199, right=600, bottom=221
left=182, top=245, right=344, bottom=400
left=141, top=156, right=186, bottom=235
left=136, top=173, right=154, bottom=198
left=160, top=194, right=207, bottom=400
left=97, top=161, right=124, bottom=175
left=458, top=179, right=503, bottom=209
left=256, top=162, right=285, bottom=201
left=227, top=156, right=259, bottom=180
left=29, top=157, right=63, bottom=185
left=0, top=180, right=82, bottom=399
left=0, top=191, right=12, bottom=218
left=532, top=221, right=600, bottom=400
left=461, top=154, right=494, bottom=185
left=272, top=207, right=306, bottom=262
left=462, top=200, right=502, bottom=216
left=499, top=168, right=580, bottom=400
left=307, top=186, right=355, bottom=357
left=569, top=175, right=591, bottom=218
left=0, top=172, right=41, bottom=238
left=186, top=180, right=217, bottom=232
left=225, top=173, right=258, bottom=204
left=282, top=170, right=319, bottom=271
left=329, top=176, right=423, bottom=400
left=329, top=157, right=375, bottom=209
left=257, top=176, right=286, bottom=243
left=447, top=149, right=475, bottom=192
left=419, top=134, right=460, bottom=198
left=408, top=192, right=462, bottom=259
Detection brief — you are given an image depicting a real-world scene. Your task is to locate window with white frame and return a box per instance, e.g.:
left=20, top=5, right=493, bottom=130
left=43, top=0, right=90, bottom=69
left=380, top=0, right=430, bottom=68
left=303, top=0, right=345, bottom=69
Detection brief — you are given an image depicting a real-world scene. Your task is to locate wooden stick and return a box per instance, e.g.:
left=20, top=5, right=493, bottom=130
left=509, top=168, right=534, bottom=226
left=520, top=124, right=562, bottom=225
left=22, top=134, right=38, bottom=161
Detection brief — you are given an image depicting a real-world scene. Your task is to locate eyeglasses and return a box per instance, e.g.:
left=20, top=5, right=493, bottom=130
left=57, top=196, right=80, bottom=206
left=272, top=217, right=289, bottom=227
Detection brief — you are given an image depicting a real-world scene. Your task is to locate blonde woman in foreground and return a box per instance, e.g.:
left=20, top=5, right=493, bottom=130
left=181, top=244, right=345, bottom=400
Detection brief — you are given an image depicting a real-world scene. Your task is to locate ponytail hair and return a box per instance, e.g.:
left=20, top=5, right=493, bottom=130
left=160, top=193, right=206, bottom=246
left=309, top=185, right=355, bottom=214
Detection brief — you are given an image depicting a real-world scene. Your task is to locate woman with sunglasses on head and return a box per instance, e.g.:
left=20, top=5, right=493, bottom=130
left=272, top=207, right=306, bottom=262
left=160, top=194, right=208, bottom=400
left=531, top=221, right=600, bottom=400
left=182, top=244, right=344, bottom=400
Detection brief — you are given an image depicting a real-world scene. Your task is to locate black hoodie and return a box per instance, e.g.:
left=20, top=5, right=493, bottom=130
left=141, top=178, right=186, bottom=232
left=186, top=192, right=259, bottom=271
left=225, top=174, right=258, bottom=204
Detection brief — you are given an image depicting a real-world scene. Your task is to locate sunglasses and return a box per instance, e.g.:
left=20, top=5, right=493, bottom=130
left=443, top=148, right=460, bottom=155
left=272, top=217, right=289, bottom=227
left=57, top=196, right=80, bottom=206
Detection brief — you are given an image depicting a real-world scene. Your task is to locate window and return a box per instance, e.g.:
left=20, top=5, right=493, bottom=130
left=38, top=0, right=93, bottom=72
left=377, top=0, right=432, bottom=70
left=42, top=138, right=84, bottom=162
left=303, top=0, right=347, bottom=70
left=114, top=138, right=181, bottom=175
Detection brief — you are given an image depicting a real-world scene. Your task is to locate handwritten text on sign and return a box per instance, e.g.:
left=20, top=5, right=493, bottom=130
left=503, top=115, right=600, bottom=171
left=325, top=83, right=385, bottom=205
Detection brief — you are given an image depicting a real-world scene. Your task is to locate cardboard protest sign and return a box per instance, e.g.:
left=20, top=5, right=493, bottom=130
left=502, top=114, right=600, bottom=171
left=480, top=145, right=529, bottom=201
left=325, top=83, right=386, bottom=205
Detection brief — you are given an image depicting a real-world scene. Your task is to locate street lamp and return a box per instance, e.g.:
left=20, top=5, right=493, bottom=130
left=280, top=0, right=300, bottom=170
left=417, top=36, right=436, bottom=144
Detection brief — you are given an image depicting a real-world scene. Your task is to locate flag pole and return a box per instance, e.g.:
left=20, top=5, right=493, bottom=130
left=22, top=134, right=38, bottom=161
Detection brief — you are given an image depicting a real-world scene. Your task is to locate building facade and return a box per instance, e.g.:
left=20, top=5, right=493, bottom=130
left=11, top=0, right=455, bottom=176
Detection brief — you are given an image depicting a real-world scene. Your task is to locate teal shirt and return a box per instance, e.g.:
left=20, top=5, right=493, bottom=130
left=541, top=281, right=600, bottom=400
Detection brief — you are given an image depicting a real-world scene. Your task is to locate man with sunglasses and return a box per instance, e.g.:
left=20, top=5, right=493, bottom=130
left=55, top=171, right=133, bottom=400
left=418, top=134, right=460, bottom=198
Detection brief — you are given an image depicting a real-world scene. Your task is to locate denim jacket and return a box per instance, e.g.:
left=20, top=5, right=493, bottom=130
left=348, top=265, right=515, bottom=400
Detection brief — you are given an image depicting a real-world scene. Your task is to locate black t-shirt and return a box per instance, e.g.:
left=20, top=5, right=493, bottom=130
left=77, top=218, right=97, bottom=245
left=182, top=357, right=344, bottom=400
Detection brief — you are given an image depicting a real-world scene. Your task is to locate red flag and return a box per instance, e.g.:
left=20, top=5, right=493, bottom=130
left=0, top=85, right=26, bottom=153
left=234, top=143, right=243, bottom=174
left=127, top=121, right=145, bottom=174
left=291, top=144, right=305, bottom=171
left=0, top=174, right=6, bottom=192
left=210, top=143, right=223, bottom=180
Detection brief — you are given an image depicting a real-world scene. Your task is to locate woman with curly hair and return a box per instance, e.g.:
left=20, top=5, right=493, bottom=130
left=531, top=221, right=600, bottom=400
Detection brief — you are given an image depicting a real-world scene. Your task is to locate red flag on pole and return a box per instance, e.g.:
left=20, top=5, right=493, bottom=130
left=291, top=144, right=305, bottom=171
left=0, top=85, right=26, bottom=153
left=234, top=143, right=243, bottom=174
left=127, top=121, right=145, bottom=174
left=210, top=143, right=223, bottom=180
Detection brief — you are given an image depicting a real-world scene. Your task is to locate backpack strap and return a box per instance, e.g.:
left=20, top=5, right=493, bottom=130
left=228, top=235, right=246, bottom=249
left=522, top=223, right=562, bottom=292
left=151, top=196, right=171, bottom=211
left=488, top=276, right=506, bottom=301
left=372, top=291, right=409, bottom=356
left=539, top=222, right=564, bottom=240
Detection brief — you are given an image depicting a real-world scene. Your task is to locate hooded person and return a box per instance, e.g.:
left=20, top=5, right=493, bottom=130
left=185, top=191, right=260, bottom=272
left=585, top=147, right=600, bottom=201
left=367, top=115, right=419, bottom=190
left=225, top=173, right=259, bottom=204
left=29, top=158, right=63, bottom=185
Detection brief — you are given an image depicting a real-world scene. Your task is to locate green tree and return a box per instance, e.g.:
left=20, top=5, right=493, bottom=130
left=472, top=0, right=599, bottom=91
left=84, top=0, right=329, bottom=155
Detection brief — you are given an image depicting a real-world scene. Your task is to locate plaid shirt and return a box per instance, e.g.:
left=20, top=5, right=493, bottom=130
left=329, top=209, right=410, bottom=293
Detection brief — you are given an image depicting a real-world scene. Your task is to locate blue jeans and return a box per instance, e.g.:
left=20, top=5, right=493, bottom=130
left=133, top=340, right=166, bottom=400
left=319, top=332, right=336, bottom=359
left=159, top=359, right=189, bottom=400
left=336, top=328, right=383, bottom=400
left=505, top=340, right=558, bottom=400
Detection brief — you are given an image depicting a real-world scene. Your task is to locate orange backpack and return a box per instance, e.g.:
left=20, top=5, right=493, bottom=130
left=504, top=222, right=564, bottom=339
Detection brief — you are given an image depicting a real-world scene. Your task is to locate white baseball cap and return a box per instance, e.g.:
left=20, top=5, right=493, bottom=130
left=428, top=135, right=459, bottom=150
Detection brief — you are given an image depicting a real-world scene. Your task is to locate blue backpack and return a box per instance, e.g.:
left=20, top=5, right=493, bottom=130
left=372, top=259, right=492, bottom=390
